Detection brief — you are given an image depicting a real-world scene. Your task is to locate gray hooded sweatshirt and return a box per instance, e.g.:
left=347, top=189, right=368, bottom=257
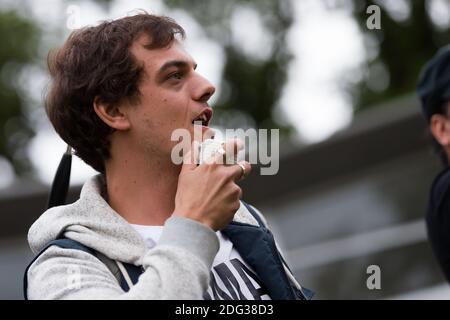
left=26, top=174, right=267, bottom=300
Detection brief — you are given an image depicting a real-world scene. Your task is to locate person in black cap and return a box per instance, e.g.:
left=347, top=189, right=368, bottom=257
left=417, top=44, right=450, bottom=282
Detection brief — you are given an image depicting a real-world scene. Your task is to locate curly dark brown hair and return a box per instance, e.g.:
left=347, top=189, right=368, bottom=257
left=45, top=12, right=185, bottom=173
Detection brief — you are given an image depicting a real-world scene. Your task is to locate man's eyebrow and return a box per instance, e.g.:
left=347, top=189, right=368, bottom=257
left=157, top=60, right=198, bottom=75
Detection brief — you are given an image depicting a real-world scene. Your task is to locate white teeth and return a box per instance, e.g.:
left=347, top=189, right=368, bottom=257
left=193, top=113, right=208, bottom=125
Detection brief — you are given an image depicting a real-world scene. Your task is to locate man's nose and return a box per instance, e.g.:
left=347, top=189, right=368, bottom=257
left=193, top=76, right=216, bottom=103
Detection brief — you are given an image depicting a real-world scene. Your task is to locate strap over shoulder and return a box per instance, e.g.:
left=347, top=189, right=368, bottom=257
left=23, top=238, right=143, bottom=299
left=23, top=238, right=95, bottom=300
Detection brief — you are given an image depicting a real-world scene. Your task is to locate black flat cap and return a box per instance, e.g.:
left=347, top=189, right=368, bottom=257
left=417, top=44, right=450, bottom=121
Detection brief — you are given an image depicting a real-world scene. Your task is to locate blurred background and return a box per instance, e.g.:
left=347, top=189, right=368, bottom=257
left=0, top=0, right=449, bottom=299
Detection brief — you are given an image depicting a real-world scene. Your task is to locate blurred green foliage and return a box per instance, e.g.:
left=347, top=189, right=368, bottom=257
left=351, top=0, right=450, bottom=111
left=0, top=0, right=448, bottom=177
left=163, top=0, right=295, bottom=139
left=0, top=10, right=40, bottom=175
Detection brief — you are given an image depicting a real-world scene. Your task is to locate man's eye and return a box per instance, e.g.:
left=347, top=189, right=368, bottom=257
left=168, top=72, right=183, bottom=80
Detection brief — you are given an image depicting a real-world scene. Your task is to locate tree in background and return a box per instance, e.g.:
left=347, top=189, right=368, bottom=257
left=0, top=10, right=41, bottom=175
left=1, top=0, right=449, bottom=178
left=163, top=0, right=296, bottom=139
left=351, top=0, right=450, bottom=111
left=1, top=0, right=295, bottom=179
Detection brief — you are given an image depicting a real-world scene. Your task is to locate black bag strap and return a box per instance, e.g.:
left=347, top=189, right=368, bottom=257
left=47, top=146, right=72, bottom=209
left=23, top=238, right=143, bottom=299
left=23, top=238, right=94, bottom=300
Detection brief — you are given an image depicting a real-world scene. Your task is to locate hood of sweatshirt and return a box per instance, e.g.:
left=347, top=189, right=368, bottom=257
left=27, top=174, right=260, bottom=265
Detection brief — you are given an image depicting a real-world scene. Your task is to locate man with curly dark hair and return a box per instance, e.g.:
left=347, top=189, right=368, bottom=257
left=23, top=12, right=311, bottom=300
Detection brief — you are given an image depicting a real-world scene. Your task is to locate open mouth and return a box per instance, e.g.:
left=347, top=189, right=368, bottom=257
left=192, top=108, right=213, bottom=126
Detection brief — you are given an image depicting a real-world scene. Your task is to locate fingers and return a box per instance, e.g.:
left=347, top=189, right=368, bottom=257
left=182, top=141, right=200, bottom=170
left=238, top=161, right=251, bottom=180
left=228, top=161, right=252, bottom=182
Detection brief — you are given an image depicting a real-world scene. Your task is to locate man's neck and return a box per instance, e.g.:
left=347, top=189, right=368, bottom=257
left=104, top=154, right=180, bottom=226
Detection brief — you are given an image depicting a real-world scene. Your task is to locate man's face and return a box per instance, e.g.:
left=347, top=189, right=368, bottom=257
left=125, top=35, right=215, bottom=162
left=430, top=101, right=450, bottom=160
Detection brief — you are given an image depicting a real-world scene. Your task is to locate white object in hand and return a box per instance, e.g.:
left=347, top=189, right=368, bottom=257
left=199, top=139, right=225, bottom=164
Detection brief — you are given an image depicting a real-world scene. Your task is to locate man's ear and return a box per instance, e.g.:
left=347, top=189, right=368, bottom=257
left=430, top=113, right=450, bottom=146
left=93, top=96, right=131, bottom=131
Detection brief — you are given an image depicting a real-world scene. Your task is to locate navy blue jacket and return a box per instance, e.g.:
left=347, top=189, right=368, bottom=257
left=426, top=166, right=450, bottom=282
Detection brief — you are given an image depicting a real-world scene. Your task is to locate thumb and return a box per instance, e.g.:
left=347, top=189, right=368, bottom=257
left=181, top=141, right=200, bottom=171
